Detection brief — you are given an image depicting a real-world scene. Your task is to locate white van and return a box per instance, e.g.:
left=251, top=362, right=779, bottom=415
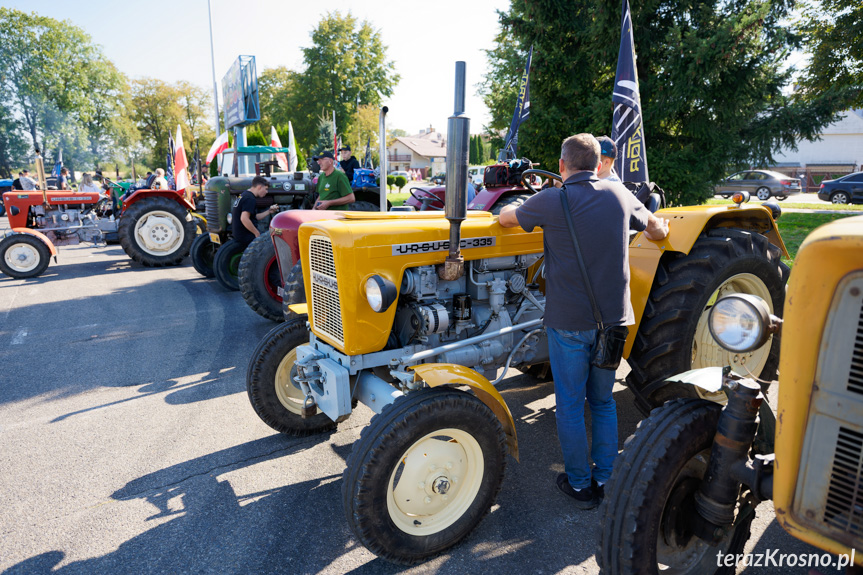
left=468, top=166, right=485, bottom=187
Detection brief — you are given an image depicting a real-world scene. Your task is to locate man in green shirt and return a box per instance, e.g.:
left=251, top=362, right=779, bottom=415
left=313, top=151, right=355, bottom=210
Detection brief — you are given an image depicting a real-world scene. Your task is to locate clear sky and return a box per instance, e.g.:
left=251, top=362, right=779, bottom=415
left=3, top=0, right=511, bottom=136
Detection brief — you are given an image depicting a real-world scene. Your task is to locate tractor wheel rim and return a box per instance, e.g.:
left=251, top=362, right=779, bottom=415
left=264, top=257, right=282, bottom=302
left=134, top=211, right=185, bottom=256
left=274, top=345, right=308, bottom=414
left=691, top=272, right=774, bottom=402
left=5, top=243, right=40, bottom=272
left=386, top=428, right=484, bottom=536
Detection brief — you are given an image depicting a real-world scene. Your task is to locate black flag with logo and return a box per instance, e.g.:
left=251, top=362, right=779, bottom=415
left=611, top=0, right=648, bottom=182
left=498, top=45, right=533, bottom=162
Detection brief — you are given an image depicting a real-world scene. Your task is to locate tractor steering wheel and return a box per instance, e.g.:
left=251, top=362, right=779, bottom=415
left=520, top=169, right=562, bottom=194
left=409, top=187, right=444, bottom=211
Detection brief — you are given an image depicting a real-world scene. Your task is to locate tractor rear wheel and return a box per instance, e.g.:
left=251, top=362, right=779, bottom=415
left=343, top=387, right=506, bottom=564
left=246, top=316, right=338, bottom=435
left=626, top=228, right=787, bottom=413
left=490, top=193, right=532, bottom=215
left=118, top=196, right=196, bottom=266
left=213, top=239, right=245, bottom=291
left=239, top=232, right=283, bottom=322
left=281, top=261, right=306, bottom=321
left=190, top=234, right=217, bottom=278
left=0, top=234, right=51, bottom=278
left=598, top=398, right=754, bottom=575
left=346, top=200, right=379, bottom=211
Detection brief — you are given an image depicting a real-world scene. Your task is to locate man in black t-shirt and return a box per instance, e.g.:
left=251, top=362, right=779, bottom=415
left=338, top=146, right=360, bottom=184
left=232, top=175, right=278, bottom=247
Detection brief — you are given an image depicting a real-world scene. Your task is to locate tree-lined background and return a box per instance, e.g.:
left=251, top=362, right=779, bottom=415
left=0, top=2, right=859, bottom=200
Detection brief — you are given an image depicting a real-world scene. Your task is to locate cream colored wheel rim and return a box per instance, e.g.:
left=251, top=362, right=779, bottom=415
left=692, top=273, right=774, bottom=401
left=274, top=345, right=307, bottom=414
left=134, top=210, right=185, bottom=256
left=4, top=242, right=40, bottom=273
left=387, top=428, right=484, bottom=536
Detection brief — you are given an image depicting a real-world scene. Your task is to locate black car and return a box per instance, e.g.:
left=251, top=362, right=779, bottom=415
left=818, top=171, right=863, bottom=204
left=430, top=173, right=445, bottom=185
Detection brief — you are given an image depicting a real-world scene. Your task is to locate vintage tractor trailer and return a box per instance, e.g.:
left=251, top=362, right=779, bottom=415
left=0, top=156, right=197, bottom=279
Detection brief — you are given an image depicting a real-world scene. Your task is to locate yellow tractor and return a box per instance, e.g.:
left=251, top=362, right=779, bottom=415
left=599, top=214, right=863, bottom=574
left=245, top=66, right=790, bottom=563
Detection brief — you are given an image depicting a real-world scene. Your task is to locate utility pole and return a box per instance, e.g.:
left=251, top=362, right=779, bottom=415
left=207, top=0, right=223, bottom=135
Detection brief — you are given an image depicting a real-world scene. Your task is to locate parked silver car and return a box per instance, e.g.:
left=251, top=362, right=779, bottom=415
left=714, top=170, right=802, bottom=201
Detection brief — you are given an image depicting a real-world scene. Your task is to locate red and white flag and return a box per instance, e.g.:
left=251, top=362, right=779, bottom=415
left=206, top=131, right=229, bottom=164
left=270, top=127, right=289, bottom=171
left=287, top=121, right=298, bottom=172
left=174, top=125, right=189, bottom=195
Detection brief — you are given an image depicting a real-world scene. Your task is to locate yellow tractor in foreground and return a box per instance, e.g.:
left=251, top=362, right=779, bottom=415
left=245, top=64, right=790, bottom=563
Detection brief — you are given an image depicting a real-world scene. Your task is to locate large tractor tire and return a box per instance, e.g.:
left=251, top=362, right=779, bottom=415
left=281, top=261, right=307, bottom=321
left=346, top=200, right=380, bottom=211
left=213, top=239, right=245, bottom=291
left=626, top=228, right=787, bottom=413
left=239, top=232, right=283, bottom=322
left=343, top=387, right=507, bottom=564
left=246, top=316, right=339, bottom=436
left=118, top=196, right=196, bottom=266
left=190, top=234, right=217, bottom=278
left=0, top=234, right=51, bottom=279
left=489, top=192, right=532, bottom=215
left=598, top=398, right=754, bottom=575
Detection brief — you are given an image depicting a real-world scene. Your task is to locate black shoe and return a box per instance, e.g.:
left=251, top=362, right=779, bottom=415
left=557, top=473, right=600, bottom=509
left=591, top=477, right=605, bottom=501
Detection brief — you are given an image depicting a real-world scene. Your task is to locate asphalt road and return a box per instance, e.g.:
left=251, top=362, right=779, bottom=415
left=0, top=224, right=827, bottom=575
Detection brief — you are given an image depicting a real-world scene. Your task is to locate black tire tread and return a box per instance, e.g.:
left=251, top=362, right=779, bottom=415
left=489, top=192, right=532, bottom=215
left=342, top=387, right=507, bottom=564
left=597, top=398, right=752, bottom=575
left=238, top=232, right=283, bottom=321
left=190, top=234, right=216, bottom=278
left=213, top=238, right=244, bottom=291
left=245, top=316, right=337, bottom=435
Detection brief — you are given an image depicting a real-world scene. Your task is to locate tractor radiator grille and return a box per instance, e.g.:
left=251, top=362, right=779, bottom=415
left=825, top=426, right=863, bottom=535
left=794, top=272, right=863, bottom=547
left=204, top=189, right=220, bottom=234
left=848, top=299, right=863, bottom=396
left=308, top=235, right=343, bottom=346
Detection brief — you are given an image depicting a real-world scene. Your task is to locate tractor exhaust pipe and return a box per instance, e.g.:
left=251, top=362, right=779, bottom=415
left=379, top=106, right=389, bottom=213
left=440, top=61, right=470, bottom=281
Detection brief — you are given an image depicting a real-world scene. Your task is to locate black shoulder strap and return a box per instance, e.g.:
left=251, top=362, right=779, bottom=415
left=559, top=186, right=604, bottom=329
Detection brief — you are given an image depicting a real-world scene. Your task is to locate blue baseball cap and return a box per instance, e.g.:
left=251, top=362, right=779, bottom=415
left=597, top=136, right=617, bottom=159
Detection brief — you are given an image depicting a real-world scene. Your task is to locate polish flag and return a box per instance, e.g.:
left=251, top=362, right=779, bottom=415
left=270, top=127, right=289, bottom=171
left=206, top=131, right=229, bottom=164
left=174, top=125, right=189, bottom=195
left=287, top=121, right=298, bottom=172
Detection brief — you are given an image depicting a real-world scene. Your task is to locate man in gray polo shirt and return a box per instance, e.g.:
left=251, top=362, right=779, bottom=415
left=499, top=133, right=669, bottom=509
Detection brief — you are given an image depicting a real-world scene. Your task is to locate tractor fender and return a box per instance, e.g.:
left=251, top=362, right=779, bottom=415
left=410, top=363, right=519, bottom=462
left=7, top=228, right=58, bottom=259
left=122, top=190, right=196, bottom=212
left=625, top=204, right=787, bottom=358
left=270, top=210, right=343, bottom=265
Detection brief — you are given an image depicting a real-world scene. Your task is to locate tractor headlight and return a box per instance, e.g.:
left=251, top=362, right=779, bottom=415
left=365, top=275, right=397, bottom=313
left=708, top=294, right=772, bottom=353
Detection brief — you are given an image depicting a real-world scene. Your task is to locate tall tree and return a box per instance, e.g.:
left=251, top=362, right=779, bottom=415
left=131, top=79, right=184, bottom=167
left=0, top=103, right=28, bottom=177
left=798, top=0, right=863, bottom=108
left=258, top=67, right=300, bottom=130
left=482, top=0, right=846, bottom=205
left=291, top=12, right=400, bottom=152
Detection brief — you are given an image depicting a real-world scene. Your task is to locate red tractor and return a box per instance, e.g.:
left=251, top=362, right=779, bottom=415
left=0, top=156, right=197, bottom=279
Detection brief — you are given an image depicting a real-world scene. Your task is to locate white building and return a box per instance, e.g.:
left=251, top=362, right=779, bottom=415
left=771, top=109, right=863, bottom=190
left=386, top=127, right=446, bottom=179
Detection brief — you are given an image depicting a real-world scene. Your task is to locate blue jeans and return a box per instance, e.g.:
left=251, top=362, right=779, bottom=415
left=548, top=327, right=618, bottom=490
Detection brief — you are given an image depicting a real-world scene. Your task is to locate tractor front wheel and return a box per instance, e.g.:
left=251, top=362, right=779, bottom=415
left=239, top=232, right=283, bottom=321
left=190, top=234, right=217, bottom=278
left=213, top=239, right=245, bottom=291
left=626, top=228, right=787, bottom=413
left=0, top=234, right=51, bottom=278
left=246, top=316, right=338, bottom=435
left=118, top=197, right=196, bottom=266
left=343, top=387, right=506, bottom=564
left=598, top=398, right=754, bottom=575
